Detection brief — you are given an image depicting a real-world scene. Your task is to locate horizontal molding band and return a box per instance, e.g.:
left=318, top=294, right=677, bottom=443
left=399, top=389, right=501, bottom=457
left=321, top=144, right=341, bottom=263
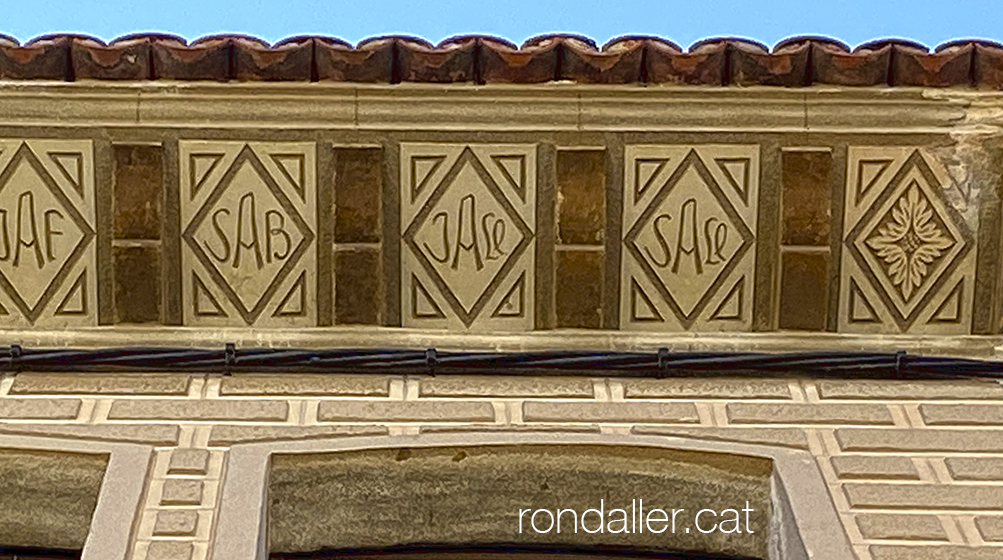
left=0, top=82, right=976, bottom=132
left=0, top=327, right=1000, bottom=358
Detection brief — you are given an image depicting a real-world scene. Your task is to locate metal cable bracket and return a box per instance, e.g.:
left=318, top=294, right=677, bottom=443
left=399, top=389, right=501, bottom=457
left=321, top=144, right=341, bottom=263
left=425, top=348, right=438, bottom=377
left=224, top=343, right=236, bottom=376
left=7, top=344, right=21, bottom=374
left=656, top=347, right=669, bottom=379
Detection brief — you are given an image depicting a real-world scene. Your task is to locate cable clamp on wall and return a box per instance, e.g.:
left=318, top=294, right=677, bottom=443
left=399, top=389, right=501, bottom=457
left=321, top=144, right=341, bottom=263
left=425, top=348, right=438, bottom=377
left=894, top=350, right=907, bottom=378
left=656, top=347, right=669, bottom=378
left=224, top=343, right=236, bottom=376
left=7, top=344, right=21, bottom=374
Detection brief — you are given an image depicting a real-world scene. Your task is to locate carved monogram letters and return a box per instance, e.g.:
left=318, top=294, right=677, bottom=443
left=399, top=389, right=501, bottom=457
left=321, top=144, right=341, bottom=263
left=0, top=140, right=96, bottom=326
left=181, top=142, right=316, bottom=326
left=621, top=145, right=759, bottom=331
left=401, top=144, right=536, bottom=331
left=840, top=147, right=975, bottom=333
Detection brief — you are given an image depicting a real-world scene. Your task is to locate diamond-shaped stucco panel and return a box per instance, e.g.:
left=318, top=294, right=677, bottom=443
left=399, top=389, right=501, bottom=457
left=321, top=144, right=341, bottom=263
left=181, top=141, right=316, bottom=326
left=401, top=143, right=536, bottom=331
left=0, top=140, right=96, bottom=327
left=621, top=145, right=759, bottom=331
left=840, top=147, right=975, bottom=334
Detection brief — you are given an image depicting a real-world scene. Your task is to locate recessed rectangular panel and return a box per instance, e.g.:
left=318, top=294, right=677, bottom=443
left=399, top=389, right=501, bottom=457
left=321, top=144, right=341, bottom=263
left=782, top=149, right=831, bottom=246
left=779, top=250, right=829, bottom=331
left=557, top=149, right=605, bottom=245
left=400, top=143, right=536, bottom=331
left=335, top=247, right=381, bottom=325
left=114, top=244, right=161, bottom=324
left=556, top=249, right=603, bottom=328
left=180, top=141, right=317, bottom=327
left=621, top=145, right=759, bottom=332
left=334, top=147, right=382, bottom=244
left=839, top=147, right=975, bottom=334
left=114, top=145, right=162, bottom=240
left=0, top=140, right=97, bottom=327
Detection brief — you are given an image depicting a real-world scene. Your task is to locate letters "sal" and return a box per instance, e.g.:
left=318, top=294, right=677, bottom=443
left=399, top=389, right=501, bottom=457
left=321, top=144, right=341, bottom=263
left=644, top=198, right=730, bottom=275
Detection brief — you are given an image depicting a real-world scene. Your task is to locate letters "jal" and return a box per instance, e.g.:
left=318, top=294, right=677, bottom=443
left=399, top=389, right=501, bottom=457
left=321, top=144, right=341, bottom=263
left=423, top=194, right=508, bottom=272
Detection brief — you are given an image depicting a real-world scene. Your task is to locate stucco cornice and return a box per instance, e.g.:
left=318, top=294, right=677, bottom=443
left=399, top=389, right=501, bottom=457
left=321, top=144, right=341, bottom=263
left=0, top=82, right=982, bottom=133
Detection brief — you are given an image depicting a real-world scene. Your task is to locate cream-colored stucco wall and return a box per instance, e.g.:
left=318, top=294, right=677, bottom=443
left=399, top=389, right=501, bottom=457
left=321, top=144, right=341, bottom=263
left=1, top=372, right=1002, bottom=560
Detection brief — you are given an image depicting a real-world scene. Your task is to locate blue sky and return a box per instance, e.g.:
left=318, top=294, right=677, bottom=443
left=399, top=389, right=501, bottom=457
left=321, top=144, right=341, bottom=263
left=4, top=0, right=1002, bottom=49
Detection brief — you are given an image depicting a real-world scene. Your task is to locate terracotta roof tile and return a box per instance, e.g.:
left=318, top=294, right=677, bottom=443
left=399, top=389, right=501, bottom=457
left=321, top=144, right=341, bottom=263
left=812, top=40, right=889, bottom=86
left=234, top=35, right=312, bottom=81
left=399, top=36, right=476, bottom=83
left=647, top=38, right=724, bottom=85
left=1, top=32, right=1002, bottom=86
left=969, top=42, right=1003, bottom=88
left=480, top=36, right=557, bottom=83
left=73, top=35, right=151, bottom=80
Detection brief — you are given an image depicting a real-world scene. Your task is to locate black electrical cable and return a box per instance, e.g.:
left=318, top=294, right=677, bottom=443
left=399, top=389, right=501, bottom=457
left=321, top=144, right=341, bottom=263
left=0, top=345, right=1002, bottom=380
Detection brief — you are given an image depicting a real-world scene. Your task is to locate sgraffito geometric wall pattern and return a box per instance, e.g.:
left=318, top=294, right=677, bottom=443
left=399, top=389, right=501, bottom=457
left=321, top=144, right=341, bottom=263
left=401, top=143, right=536, bottom=331
left=839, top=147, right=975, bottom=334
left=0, top=140, right=96, bottom=327
left=180, top=141, right=316, bottom=327
left=621, top=145, right=759, bottom=331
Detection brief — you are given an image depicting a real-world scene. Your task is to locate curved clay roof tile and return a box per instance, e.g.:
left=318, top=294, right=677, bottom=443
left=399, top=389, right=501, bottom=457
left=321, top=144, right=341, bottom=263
left=110, top=33, right=187, bottom=46
left=299, top=35, right=351, bottom=49
left=1, top=34, right=70, bottom=79
left=73, top=34, right=154, bottom=80
left=190, top=33, right=270, bottom=48
left=478, top=34, right=558, bottom=83
left=357, top=35, right=432, bottom=49
left=27, top=33, right=105, bottom=46
left=3, top=32, right=1003, bottom=86
left=602, top=35, right=682, bottom=53
left=854, top=38, right=928, bottom=53
left=232, top=35, right=314, bottom=81
left=313, top=35, right=392, bottom=82
left=522, top=33, right=597, bottom=50
left=271, top=35, right=347, bottom=49
left=935, top=38, right=1003, bottom=52
left=774, top=35, right=850, bottom=53
left=438, top=34, right=518, bottom=50
left=398, top=35, right=477, bottom=83
left=690, top=36, right=768, bottom=53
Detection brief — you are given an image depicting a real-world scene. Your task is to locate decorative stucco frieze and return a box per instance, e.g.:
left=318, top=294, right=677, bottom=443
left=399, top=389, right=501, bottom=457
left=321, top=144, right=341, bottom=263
left=0, top=140, right=96, bottom=327
left=180, top=141, right=316, bottom=326
left=400, top=143, right=536, bottom=331
left=839, top=147, right=976, bottom=334
left=621, top=145, right=759, bottom=331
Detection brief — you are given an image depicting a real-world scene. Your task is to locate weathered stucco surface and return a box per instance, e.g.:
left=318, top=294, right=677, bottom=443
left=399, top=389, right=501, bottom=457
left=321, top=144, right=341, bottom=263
left=0, top=448, right=107, bottom=549
left=269, top=445, right=771, bottom=558
left=0, top=84, right=1002, bottom=560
